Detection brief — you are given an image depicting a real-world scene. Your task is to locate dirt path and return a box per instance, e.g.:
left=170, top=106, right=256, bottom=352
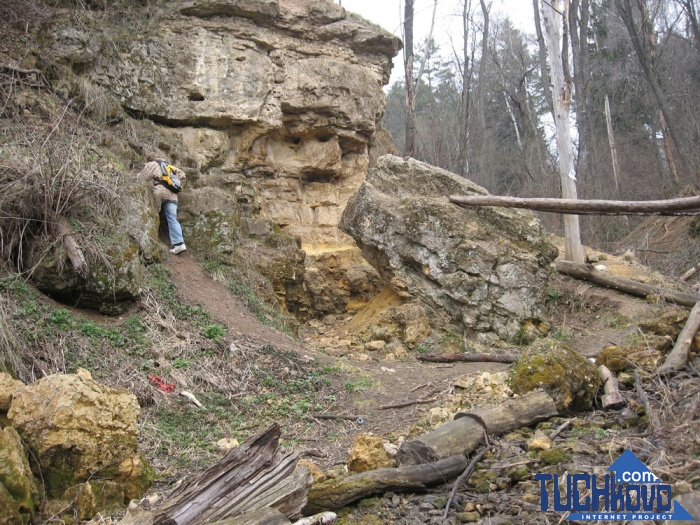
left=163, top=250, right=512, bottom=464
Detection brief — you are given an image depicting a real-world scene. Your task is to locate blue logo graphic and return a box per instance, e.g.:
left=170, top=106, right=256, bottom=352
left=535, top=450, right=695, bottom=521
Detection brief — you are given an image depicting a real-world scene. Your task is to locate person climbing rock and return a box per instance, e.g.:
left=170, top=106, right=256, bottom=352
left=138, top=153, right=187, bottom=254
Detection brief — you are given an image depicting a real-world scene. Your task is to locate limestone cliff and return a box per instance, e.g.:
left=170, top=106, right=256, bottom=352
left=43, top=0, right=400, bottom=317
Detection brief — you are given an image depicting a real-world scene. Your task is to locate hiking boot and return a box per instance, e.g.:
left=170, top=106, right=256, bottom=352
left=170, top=244, right=186, bottom=255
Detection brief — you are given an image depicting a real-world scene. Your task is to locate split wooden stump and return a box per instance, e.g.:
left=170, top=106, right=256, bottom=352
left=118, top=424, right=312, bottom=525
left=598, top=365, right=625, bottom=410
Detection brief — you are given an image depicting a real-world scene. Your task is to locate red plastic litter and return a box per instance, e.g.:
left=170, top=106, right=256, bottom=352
left=148, top=374, right=176, bottom=393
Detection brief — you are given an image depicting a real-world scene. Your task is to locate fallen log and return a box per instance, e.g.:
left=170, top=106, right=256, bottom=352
left=303, top=454, right=468, bottom=514
left=449, top=194, right=700, bottom=215
left=397, top=390, right=558, bottom=466
left=417, top=353, right=518, bottom=364
left=555, top=260, right=700, bottom=307
left=658, top=302, right=700, bottom=375
left=598, top=365, right=625, bottom=410
left=118, top=424, right=313, bottom=525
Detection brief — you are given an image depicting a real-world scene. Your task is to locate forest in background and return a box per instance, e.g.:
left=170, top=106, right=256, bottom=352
left=382, top=0, right=700, bottom=249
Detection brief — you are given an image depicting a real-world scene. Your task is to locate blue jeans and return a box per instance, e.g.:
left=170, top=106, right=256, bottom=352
left=162, top=200, right=184, bottom=246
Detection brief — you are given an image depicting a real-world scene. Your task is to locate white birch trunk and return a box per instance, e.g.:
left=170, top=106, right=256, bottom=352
left=541, top=0, right=585, bottom=263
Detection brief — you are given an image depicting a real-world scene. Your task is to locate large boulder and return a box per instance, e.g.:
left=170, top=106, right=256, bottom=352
left=7, top=370, right=154, bottom=500
left=340, top=156, right=558, bottom=342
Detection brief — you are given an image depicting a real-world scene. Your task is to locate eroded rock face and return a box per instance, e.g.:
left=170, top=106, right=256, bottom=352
left=7, top=370, right=154, bottom=500
left=340, top=155, right=558, bottom=341
left=42, top=0, right=400, bottom=318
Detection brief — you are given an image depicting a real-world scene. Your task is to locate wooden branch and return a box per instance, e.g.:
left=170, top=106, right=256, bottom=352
left=56, top=218, right=88, bottom=278
left=379, top=398, right=437, bottom=410
left=397, top=390, right=558, bottom=466
left=598, top=365, right=625, bottom=410
left=180, top=390, right=203, bottom=407
left=118, top=424, right=313, bottom=525
left=0, top=64, right=42, bottom=75
left=303, top=454, right=468, bottom=514
left=658, top=302, right=700, bottom=375
left=682, top=264, right=699, bottom=282
left=634, top=370, right=660, bottom=435
left=417, top=353, right=518, bottom=364
left=548, top=419, right=572, bottom=440
left=450, top=194, right=700, bottom=216
left=291, top=512, right=337, bottom=525
left=310, top=414, right=363, bottom=421
left=209, top=508, right=291, bottom=525
left=443, top=442, right=489, bottom=520
left=556, top=260, right=700, bottom=307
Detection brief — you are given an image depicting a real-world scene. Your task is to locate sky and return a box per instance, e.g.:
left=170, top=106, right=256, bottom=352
left=340, top=0, right=536, bottom=85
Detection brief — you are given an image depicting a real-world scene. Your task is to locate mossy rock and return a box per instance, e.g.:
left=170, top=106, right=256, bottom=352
left=595, top=345, right=662, bottom=373
left=0, top=427, right=40, bottom=525
left=511, top=340, right=601, bottom=413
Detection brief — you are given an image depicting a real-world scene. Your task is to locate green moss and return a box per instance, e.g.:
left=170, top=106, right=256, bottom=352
left=540, top=448, right=568, bottom=465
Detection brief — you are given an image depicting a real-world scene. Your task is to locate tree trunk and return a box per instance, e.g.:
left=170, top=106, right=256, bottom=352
left=303, top=455, right=469, bottom=514
left=118, top=424, right=313, bottom=525
left=555, top=260, right=700, bottom=307
left=658, top=302, right=700, bottom=374
left=541, top=0, right=585, bottom=263
left=404, top=0, right=416, bottom=157
left=397, top=391, right=558, bottom=466
left=457, top=0, right=473, bottom=177
left=569, top=0, right=595, bottom=188
left=533, top=0, right=554, bottom=114
left=449, top=194, right=700, bottom=215
left=615, top=0, right=686, bottom=184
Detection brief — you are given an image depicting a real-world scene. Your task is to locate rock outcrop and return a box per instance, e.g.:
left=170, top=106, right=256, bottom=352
left=340, top=155, right=558, bottom=342
left=7, top=369, right=154, bottom=502
left=41, top=0, right=401, bottom=318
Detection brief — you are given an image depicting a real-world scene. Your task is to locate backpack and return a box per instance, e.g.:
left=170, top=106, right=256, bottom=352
left=158, top=161, right=182, bottom=194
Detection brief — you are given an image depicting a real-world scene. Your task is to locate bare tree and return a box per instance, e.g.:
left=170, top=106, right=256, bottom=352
left=614, top=0, right=685, bottom=185
left=403, top=0, right=438, bottom=158
left=541, top=0, right=586, bottom=263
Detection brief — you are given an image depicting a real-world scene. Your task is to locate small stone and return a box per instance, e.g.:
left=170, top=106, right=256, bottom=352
left=419, top=501, right=436, bottom=511
left=428, top=407, right=451, bottom=427
left=216, top=438, right=239, bottom=451
left=365, top=340, right=387, bottom=351
left=347, top=435, right=395, bottom=473
left=456, top=511, right=481, bottom=522
left=526, top=430, right=552, bottom=451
